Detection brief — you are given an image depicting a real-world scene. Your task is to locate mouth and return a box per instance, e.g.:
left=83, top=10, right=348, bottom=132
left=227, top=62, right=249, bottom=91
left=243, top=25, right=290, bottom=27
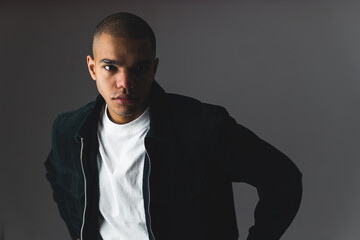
left=112, top=96, right=138, bottom=105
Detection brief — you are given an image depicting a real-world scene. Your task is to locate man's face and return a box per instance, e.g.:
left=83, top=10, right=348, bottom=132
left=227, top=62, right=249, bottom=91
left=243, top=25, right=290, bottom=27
left=87, top=33, right=159, bottom=124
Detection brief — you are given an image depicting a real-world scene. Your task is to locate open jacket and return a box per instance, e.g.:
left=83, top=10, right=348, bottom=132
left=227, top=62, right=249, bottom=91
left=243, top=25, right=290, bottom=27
left=45, top=81, right=302, bottom=240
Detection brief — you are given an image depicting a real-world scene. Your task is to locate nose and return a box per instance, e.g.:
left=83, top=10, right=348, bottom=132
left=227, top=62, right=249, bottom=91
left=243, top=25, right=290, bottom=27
left=115, top=69, right=132, bottom=90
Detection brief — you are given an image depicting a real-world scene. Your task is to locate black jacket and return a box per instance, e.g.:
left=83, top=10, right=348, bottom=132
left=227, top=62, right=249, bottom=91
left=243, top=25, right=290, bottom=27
left=45, top=81, right=302, bottom=240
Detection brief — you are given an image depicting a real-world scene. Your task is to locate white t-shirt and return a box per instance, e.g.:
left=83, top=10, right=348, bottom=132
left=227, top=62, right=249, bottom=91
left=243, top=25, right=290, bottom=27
left=97, top=105, right=150, bottom=240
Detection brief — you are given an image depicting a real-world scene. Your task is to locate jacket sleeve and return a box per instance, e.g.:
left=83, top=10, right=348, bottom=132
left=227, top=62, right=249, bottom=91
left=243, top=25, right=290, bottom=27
left=44, top=120, right=80, bottom=240
left=215, top=110, right=302, bottom=240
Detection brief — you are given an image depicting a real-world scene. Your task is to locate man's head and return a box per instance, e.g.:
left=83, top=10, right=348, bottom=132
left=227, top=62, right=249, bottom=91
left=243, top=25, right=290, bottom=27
left=87, top=12, right=159, bottom=124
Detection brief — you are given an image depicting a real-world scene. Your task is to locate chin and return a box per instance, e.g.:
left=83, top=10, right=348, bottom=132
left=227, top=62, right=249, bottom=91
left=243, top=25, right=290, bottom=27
left=115, top=107, right=140, bottom=118
left=108, top=102, right=144, bottom=118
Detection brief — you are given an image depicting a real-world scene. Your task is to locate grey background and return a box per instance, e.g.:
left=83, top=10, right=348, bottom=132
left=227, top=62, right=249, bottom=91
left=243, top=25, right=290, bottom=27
left=1, top=0, right=359, bottom=239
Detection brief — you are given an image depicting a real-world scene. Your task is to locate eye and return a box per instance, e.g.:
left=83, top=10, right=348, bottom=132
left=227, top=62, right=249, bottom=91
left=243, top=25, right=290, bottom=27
left=104, top=65, right=116, bottom=71
left=133, top=65, right=149, bottom=74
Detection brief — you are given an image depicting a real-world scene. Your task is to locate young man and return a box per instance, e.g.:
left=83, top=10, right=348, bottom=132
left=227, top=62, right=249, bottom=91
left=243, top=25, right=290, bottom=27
left=45, top=12, right=302, bottom=240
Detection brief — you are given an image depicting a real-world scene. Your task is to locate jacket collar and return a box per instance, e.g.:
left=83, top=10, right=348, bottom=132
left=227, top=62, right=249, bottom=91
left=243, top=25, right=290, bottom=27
left=75, top=80, right=171, bottom=142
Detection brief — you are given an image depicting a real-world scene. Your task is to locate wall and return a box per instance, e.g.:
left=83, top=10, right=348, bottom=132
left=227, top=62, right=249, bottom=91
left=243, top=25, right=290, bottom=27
left=1, top=1, right=359, bottom=239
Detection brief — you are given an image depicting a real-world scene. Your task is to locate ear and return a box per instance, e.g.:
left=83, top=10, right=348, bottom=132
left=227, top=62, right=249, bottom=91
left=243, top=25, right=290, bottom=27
left=87, top=55, right=96, bottom=81
left=153, top=57, right=159, bottom=75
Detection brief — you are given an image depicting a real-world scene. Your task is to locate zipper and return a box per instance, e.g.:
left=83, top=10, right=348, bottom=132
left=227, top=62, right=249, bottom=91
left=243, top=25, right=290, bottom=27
left=80, top=137, right=87, bottom=240
left=146, top=151, right=156, bottom=240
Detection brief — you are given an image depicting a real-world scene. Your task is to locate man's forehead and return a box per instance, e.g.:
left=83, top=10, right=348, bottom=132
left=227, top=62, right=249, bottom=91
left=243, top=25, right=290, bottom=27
left=93, top=33, right=154, bottom=59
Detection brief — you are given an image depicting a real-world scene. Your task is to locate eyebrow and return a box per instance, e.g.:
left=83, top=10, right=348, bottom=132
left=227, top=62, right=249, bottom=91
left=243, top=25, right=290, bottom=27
left=99, top=59, right=153, bottom=66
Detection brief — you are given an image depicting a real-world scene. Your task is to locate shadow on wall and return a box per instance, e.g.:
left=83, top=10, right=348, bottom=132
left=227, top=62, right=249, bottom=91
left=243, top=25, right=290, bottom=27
left=1, top=225, right=4, bottom=240
left=0, top=224, right=28, bottom=240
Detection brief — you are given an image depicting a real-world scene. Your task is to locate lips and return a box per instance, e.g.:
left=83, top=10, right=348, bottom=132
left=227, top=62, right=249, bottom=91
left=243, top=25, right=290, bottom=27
left=112, top=96, right=137, bottom=105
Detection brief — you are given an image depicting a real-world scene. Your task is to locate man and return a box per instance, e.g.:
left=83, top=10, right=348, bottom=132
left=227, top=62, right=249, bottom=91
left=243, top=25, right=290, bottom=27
left=45, top=12, right=302, bottom=240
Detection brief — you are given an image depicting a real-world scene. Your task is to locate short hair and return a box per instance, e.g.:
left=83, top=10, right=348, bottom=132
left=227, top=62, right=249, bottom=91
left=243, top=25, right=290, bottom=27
left=93, top=12, right=156, bottom=54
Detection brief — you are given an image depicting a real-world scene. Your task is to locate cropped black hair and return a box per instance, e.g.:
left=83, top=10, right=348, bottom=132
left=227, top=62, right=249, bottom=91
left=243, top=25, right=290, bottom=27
left=93, top=12, right=156, bottom=53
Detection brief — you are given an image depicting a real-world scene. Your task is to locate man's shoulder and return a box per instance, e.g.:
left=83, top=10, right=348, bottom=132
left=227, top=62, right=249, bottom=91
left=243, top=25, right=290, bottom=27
left=55, top=100, right=96, bottom=127
left=164, top=92, right=230, bottom=123
left=51, top=98, right=99, bottom=141
left=166, top=92, right=221, bottom=109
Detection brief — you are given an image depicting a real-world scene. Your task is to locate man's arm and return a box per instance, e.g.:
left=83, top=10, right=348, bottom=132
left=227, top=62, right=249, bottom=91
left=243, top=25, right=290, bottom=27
left=213, top=110, right=302, bottom=240
left=45, top=149, right=81, bottom=240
